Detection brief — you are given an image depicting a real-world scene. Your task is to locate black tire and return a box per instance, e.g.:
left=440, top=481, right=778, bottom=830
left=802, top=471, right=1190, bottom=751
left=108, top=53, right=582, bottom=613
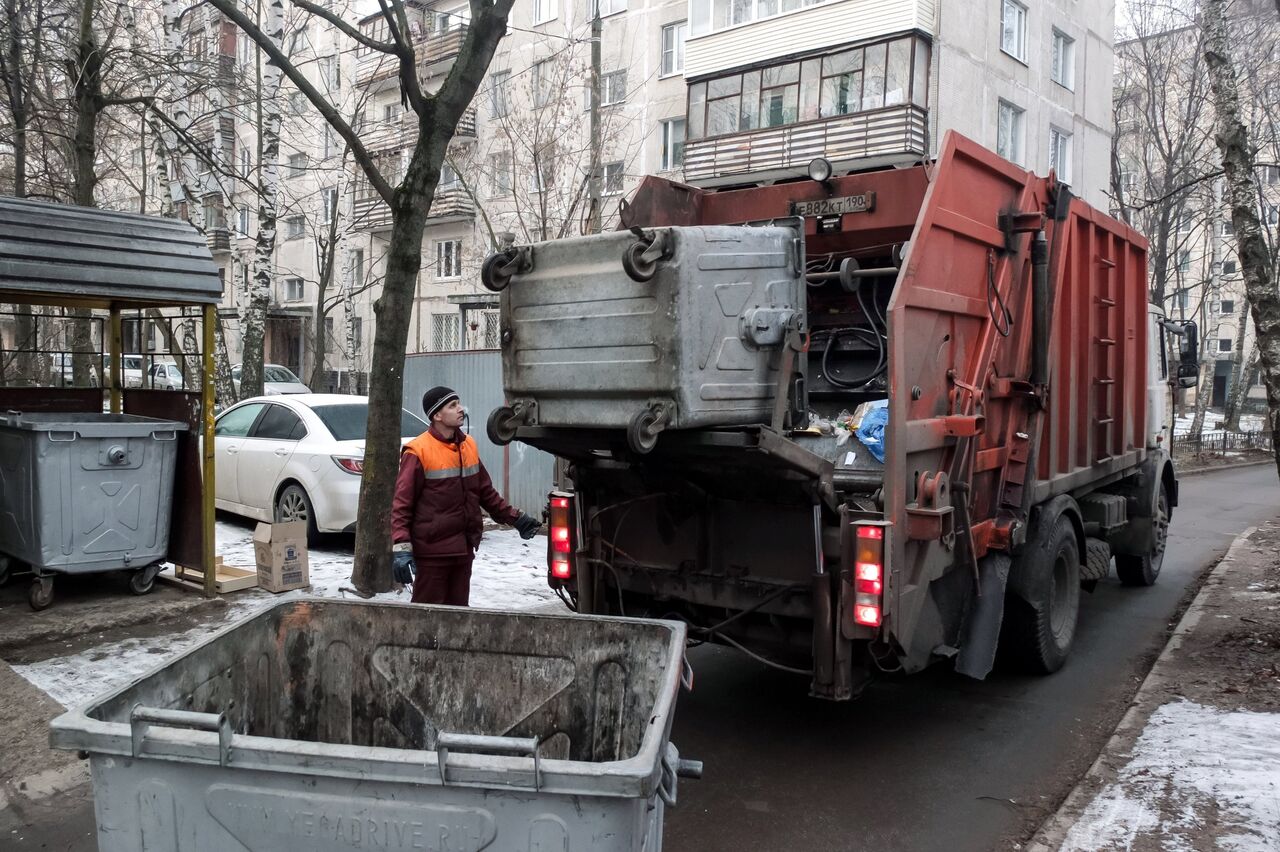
left=481, top=251, right=515, bottom=292
left=275, top=483, right=320, bottom=545
left=28, top=577, right=53, bottom=611
left=129, top=565, right=160, bottom=596
left=1002, top=515, right=1080, bottom=674
left=627, top=409, right=661, bottom=454
left=487, top=406, right=519, bottom=445
left=1116, top=482, right=1169, bottom=587
left=1083, top=538, right=1112, bottom=583
left=622, top=240, right=658, bottom=282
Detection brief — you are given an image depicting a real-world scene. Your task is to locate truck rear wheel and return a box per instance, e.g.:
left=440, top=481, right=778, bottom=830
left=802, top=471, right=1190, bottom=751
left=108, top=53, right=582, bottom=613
left=1115, top=482, right=1169, bottom=587
left=1003, top=515, right=1080, bottom=674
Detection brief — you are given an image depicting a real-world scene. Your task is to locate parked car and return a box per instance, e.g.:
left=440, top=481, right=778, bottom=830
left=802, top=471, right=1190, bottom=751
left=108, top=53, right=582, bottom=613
left=102, top=355, right=144, bottom=388
left=212, top=394, right=428, bottom=540
left=230, top=363, right=311, bottom=396
left=147, top=361, right=186, bottom=390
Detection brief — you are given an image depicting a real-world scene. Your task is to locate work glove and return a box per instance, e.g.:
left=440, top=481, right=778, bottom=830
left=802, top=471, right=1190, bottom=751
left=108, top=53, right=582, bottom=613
left=392, top=549, right=416, bottom=585
left=514, top=513, right=542, bottom=540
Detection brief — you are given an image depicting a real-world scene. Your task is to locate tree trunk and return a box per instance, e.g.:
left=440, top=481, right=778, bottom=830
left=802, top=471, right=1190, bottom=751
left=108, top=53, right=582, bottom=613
left=1189, top=356, right=1216, bottom=438
left=1226, top=344, right=1257, bottom=432
left=1221, top=308, right=1249, bottom=426
left=1203, top=0, right=1280, bottom=479
left=350, top=198, right=429, bottom=593
left=68, top=0, right=100, bottom=387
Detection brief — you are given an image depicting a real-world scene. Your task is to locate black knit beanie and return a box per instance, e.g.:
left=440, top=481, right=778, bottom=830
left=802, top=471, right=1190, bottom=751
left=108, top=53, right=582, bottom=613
left=422, top=386, right=460, bottom=420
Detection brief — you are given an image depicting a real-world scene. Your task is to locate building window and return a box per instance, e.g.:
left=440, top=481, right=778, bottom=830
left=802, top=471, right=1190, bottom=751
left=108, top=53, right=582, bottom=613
left=1265, top=204, right=1280, bottom=226
left=1177, top=212, right=1194, bottom=233
left=1049, top=126, right=1072, bottom=185
left=997, top=99, right=1024, bottom=165
left=602, top=70, right=628, bottom=105
left=432, top=313, right=460, bottom=351
left=318, top=54, right=340, bottom=90
left=202, top=199, right=226, bottom=230
left=237, top=207, right=250, bottom=235
left=351, top=317, right=363, bottom=349
left=1261, top=164, right=1280, bottom=185
left=288, top=91, right=307, bottom=115
left=489, top=70, right=510, bottom=118
left=287, top=152, right=308, bottom=178
left=240, top=148, right=251, bottom=177
left=322, top=187, right=338, bottom=225
left=685, top=35, right=928, bottom=141
left=1223, top=260, right=1237, bottom=276
left=490, top=151, right=512, bottom=196
left=383, top=102, right=402, bottom=124
left=285, top=277, right=304, bottom=301
left=1219, top=338, right=1233, bottom=353
left=661, top=21, right=686, bottom=76
left=1220, top=299, right=1235, bottom=314
left=533, top=0, right=556, bottom=25
left=1177, top=250, right=1191, bottom=273
left=435, top=239, right=462, bottom=278
left=587, top=0, right=625, bottom=17
left=480, top=310, right=500, bottom=348
left=690, top=0, right=837, bottom=37
left=660, top=118, right=685, bottom=170
left=286, top=215, right=305, bottom=239
left=603, top=161, right=624, bottom=195
left=352, top=249, right=365, bottom=285
left=1051, top=29, right=1075, bottom=89
left=322, top=127, right=338, bottom=159
left=533, top=60, right=552, bottom=107
left=440, top=162, right=460, bottom=188
left=1000, top=0, right=1027, bottom=62
left=1220, top=219, right=1235, bottom=236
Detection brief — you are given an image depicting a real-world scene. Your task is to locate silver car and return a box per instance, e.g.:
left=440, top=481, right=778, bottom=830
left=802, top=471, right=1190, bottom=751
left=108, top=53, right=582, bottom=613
left=230, top=363, right=311, bottom=396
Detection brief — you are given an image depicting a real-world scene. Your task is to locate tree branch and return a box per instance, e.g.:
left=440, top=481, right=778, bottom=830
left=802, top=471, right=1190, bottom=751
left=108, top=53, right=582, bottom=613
left=291, top=0, right=395, bottom=54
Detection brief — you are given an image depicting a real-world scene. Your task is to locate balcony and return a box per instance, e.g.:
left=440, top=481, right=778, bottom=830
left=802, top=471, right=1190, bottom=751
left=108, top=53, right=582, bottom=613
left=682, top=104, right=928, bottom=186
left=206, top=227, right=231, bottom=254
left=354, top=24, right=469, bottom=90
left=362, top=105, right=477, bottom=154
left=352, top=183, right=475, bottom=234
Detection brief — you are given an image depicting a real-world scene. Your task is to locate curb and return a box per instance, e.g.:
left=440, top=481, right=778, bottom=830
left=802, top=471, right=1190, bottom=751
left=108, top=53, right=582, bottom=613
left=1025, top=525, right=1260, bottom=852
left=1176, top=457, right=1273, bottom=477
left=0, top=595, right=227, bottom=656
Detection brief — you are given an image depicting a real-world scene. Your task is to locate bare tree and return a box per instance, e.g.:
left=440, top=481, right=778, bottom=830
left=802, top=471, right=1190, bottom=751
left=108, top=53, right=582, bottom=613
left=1202, top=0, right=1280, bottom=475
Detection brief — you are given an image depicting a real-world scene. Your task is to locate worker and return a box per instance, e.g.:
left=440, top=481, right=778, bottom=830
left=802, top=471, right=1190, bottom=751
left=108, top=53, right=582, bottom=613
left=392, top=386, right=542, bottom=604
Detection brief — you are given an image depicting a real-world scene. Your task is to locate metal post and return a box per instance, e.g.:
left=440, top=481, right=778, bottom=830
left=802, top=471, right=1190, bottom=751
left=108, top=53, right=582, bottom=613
left=202, top=305, right=217, bottom=598
left=587, top=7, right=602, bottom=234
left=109, top=307, right=123, bottom=413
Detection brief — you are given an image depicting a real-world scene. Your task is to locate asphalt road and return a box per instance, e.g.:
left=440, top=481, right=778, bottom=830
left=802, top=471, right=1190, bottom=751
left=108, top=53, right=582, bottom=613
left=662, top=463, right=1280, bottom=852
left=2, top=464, right=1276, bottom=852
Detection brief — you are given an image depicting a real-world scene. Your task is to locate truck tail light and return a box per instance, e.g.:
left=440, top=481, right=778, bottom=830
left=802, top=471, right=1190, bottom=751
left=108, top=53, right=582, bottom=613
left=547, top=490, right=577, bottom=587
left=853, top=525, right=886, bottom=628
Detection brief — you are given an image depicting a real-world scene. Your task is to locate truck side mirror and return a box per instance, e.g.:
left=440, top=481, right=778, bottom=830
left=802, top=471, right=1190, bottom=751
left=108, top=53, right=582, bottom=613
left=1176, top=320, right=1199, bottom=389
left=1176, top=362, right=1198, bottom=389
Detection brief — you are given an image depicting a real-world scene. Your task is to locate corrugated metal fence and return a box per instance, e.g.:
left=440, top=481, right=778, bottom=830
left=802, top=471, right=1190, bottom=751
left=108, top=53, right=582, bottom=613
left=403, top=349, right=555, bottom=513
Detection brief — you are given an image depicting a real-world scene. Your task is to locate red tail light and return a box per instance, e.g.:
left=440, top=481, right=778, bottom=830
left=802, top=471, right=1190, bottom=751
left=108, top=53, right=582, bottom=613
left=547, top=490, right=577, bottom=587
left=852, top=524, right=887, bottom=629
left=332, top=456, right=364, bottom=474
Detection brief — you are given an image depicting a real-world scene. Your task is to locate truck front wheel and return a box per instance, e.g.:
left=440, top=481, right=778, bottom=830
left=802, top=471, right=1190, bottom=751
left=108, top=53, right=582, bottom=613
left=1003, top=515, right=1080, bottom=674
left=1115, top=482, right=1169, bottom=587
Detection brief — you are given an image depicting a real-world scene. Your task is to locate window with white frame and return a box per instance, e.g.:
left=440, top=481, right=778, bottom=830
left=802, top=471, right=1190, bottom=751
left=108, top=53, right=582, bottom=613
left=490, top=151, right=512, bottom=196
left=351, top=317, right=363, bottom=349
left=1000, top=0, right=1027, bottom=62
left=533, top=0, right=556, bottom=25
left=202, top=199, right=225, bottom=230
left=1049, top=126, right=1072, bottom=184
left=1223, top=260, right=1237, bottom=275
left=383, top=102, right=402, bottom=124
left=1177, top=250, right=1190, bottom=273
left=435, top=240, right=462, bottom=278
left=439, top=162, right=460, bottom=188
left=996, top=100, right=1024, bottom=164
left=1220, top=218, right=1235, bottom=236
left=1262, top=165, right=1280, bottom=185
left=237, top=207, right=250, bottom=235
left=1177, top=211, right=1194, bottom=233
left=1221, top=299, right=1236, bottom=314
left=285, top=277, right=304, bottom=301
left=288, top=91, right=307, bottom=114
left=322, top=127, right=338, bottom=159
left=489, top=70, right=510, bottom=118
left=587, top=0, right=626, bottom=17
left=481, top=310, right=500, bottom=348
left=1118, top=161, right=1138, bottom=193
left=240, top=148, right=251, bottom=177
left=352, top=249, right=365, bottom=285
left=660, top=118, right=685, bottom=170
left=1266, top=203, right=1280, bottom=226
left=533, top=60, right=552, bottom=107
left=603, top=161, right=624, bottom=195
left=287, top=24, right=309, bottom=55
left=322, top=187, right=338, bottom=225
left=690, top=0, right=837, bottom=37
left=602, top=70, right=627, bottom=105
left=1219, top=338, right=1233, bottom=352
left=286, top=215, right=305, bottom=239
left=318, top=54, right=340, bottom=90
left=661, top=21, right=686, bottom=76
left=287, top=152, right=308, bottom=177
left=432, top=314, right=460, bottom=351
left=1051, top=29, right=1075, bottom=89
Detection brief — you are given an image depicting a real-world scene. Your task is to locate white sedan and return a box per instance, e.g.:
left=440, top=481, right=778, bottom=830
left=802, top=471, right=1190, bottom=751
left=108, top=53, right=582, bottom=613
left=212, top=394, right=429, bottom=540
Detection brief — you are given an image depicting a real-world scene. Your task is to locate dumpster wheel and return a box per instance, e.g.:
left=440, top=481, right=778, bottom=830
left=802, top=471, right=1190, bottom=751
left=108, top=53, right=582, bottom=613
left=28, top=576, right=53, bottom=611
left=129, top=564, right=161, bottom=596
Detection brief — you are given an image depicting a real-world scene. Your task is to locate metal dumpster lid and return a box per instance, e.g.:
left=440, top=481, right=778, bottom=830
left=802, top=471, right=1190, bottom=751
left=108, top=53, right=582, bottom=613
left=0, top=411, right=190, bottom=431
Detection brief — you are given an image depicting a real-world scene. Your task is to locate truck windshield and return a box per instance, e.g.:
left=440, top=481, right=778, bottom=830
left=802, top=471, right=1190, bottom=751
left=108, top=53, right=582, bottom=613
left=312, top=404, right=429, bottom=441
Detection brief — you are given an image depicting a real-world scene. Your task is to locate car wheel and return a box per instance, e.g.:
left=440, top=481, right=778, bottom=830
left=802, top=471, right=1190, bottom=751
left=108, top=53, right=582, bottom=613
left=275, top=483, right=319, bottom=544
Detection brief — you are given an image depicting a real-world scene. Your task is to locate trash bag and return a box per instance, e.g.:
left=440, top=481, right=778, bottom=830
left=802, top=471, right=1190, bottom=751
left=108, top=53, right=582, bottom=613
left=854, top=400, right=889, bottom=463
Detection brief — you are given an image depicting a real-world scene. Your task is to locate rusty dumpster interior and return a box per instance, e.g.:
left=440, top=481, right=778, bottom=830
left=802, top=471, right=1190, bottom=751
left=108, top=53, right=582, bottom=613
left=88, top=601, right=677, bottom=764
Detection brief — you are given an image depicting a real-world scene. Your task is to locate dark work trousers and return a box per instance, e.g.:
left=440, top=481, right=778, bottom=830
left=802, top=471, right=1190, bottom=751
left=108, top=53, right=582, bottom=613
left=410, top=556, right=474, bottom=606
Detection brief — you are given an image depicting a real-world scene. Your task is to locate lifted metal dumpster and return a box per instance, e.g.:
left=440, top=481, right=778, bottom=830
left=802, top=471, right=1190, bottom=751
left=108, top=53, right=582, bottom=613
left=0, top=411, right=187, bottom=608
left=50, top=599, right=700, bottom=852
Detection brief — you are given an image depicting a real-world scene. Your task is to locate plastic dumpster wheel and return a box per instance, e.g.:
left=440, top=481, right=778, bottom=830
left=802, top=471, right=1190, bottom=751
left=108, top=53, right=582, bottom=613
left=1116, top=482, right=1169, bottom=587
left=487, top=406, right=519, bottom=446
left=276, top=483, right=319, bottom=544
left=1001, top=515, right=1079, bottom=674
left=28, top=577, right=54, bottom=611
left=129, top=565, right=160, bottom=596
left=622, top=240, right=658, bottom=282
left=481, top=251, right=515, bottom=292
left=627, top=409, right=661, bottom=454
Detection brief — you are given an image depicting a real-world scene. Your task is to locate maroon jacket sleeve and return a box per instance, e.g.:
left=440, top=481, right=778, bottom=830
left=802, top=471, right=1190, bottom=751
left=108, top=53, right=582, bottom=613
left=476, top=461, right=522, bottom=525
left=391, top=451, right=424, bottom=545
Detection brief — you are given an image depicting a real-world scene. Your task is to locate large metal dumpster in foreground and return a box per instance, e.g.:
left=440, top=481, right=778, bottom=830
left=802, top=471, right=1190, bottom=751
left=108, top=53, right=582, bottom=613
left=50, top=599, right=697, bottom=852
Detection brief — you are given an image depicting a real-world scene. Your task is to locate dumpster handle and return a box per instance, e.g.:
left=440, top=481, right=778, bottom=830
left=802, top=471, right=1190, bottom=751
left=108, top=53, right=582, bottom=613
left=681, top=656, right=694, bottom=692
left=130, top=705, right=232, bottom=766
left=436, top=732, right=540, bottom=791
left=658, top=743, right=703, bottom=807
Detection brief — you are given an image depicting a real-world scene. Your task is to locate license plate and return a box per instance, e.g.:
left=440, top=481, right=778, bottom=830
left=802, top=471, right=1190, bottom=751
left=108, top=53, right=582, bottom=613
left=792, top=192, right=876, bottom=217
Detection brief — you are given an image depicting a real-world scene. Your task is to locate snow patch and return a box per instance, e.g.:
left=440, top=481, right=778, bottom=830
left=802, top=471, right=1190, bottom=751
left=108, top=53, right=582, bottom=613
left=1060, top=701, right=1280, bottom=851
left=13, top=521, right=561, bottom=709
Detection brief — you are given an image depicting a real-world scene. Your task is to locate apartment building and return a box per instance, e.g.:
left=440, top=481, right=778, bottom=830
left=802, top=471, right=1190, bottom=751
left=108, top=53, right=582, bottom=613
left=679, top=0, right=1114, bottom=207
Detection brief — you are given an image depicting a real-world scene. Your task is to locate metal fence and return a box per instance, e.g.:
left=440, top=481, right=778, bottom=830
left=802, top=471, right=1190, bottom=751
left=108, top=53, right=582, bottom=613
left=403, top=349, right=555, bottom=513
left=1171, top=429, right=1273, bottom=457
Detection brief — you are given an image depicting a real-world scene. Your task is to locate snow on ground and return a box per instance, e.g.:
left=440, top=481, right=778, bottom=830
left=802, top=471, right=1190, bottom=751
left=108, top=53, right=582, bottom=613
left=12, top=520, right=561, bottom=709
left=1060, top=701, right=1280, bottom=852
left=1173, top=413, right=1265, bottom=437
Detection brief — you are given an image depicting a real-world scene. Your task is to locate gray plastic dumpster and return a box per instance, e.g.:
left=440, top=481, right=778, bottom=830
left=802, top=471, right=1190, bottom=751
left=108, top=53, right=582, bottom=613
left=50, top=599, right=700, bottom=852
left=0, top=412, right=186, bottom=604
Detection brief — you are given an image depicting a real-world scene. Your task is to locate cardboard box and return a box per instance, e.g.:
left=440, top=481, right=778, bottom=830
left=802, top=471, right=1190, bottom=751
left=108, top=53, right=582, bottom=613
left=253, top=521, right=310, bottom=593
